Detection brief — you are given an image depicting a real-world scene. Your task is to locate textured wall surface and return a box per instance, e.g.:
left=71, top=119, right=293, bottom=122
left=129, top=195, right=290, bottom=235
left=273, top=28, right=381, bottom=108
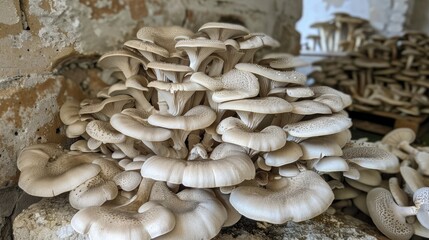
left=0, top=0, right=302, bottom=238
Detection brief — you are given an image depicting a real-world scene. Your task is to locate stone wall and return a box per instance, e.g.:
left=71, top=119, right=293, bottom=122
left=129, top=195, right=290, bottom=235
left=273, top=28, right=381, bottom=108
left=0, top=0, right=302, bottom=238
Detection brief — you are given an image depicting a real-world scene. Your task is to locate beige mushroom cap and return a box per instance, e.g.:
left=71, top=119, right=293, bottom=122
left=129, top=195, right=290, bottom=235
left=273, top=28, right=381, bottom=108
left=86, top=120, right=126, bottom=144
left=235, top=63, right=307, bottom=85
left=218, top=97, right=293, bottom=114
left=299, top=138, right=342, bottom=160
left=291, top=100, right=332, bottom=115
left=17, top=144, right=102, bottom=197
left=60, top=99, right=81, bottom=125
left=381, top=128, right=416, bottom=148
left=137, top=25, right=194, bottom=53
left=343, top=146, right=399, bottom=173
left=71, top=204, right=175, bottom=240
left=230, top=171, right=334, bottom=223
left=367, top=188, right=414, bottom=240
left=198, top=22, right=250, bottom=40
left=283, top=113, right=352, bottom=138
left=212, top=69, right=259, bottom=103
left=263, top=141, right=303, bottom=167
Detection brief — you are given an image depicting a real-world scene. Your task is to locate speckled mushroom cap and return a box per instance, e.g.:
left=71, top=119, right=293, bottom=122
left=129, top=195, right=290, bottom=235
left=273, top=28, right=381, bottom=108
left=291, top=100, right=332, bottom=115
left=283, top=113, right=352, bottom=138
left=367, top=188, right=414, bottom=240
left=71, top=204, right=175, bottom=240
left=141, top=182, right=227, bottom=239
left=230, top=171, right=334, bottom=223
left=235, top=63, right=307, bottom=85
left=342, top=146, right=399, bottom=173
left=141, top=143, right=255, bottom=188
left=211, top=69, right=259, bottom=103
left=17, top=144, right=102, bottom=197
left=218, top=97, right=293, bottom=114
left=86, top=120, right=126, bottom=144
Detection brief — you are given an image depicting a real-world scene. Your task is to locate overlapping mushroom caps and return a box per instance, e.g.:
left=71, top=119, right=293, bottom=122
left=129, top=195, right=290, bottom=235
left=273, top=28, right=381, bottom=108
left=16, top=22, right=410, bottom=240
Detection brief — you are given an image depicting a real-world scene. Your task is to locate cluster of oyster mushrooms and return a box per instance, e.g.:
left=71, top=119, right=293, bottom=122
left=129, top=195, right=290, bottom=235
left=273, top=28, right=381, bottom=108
left=16, top=22, right=415, bottom=239
left=311, top=31, right=429, bottom=116
left=306, top=12, right=374, bottom=53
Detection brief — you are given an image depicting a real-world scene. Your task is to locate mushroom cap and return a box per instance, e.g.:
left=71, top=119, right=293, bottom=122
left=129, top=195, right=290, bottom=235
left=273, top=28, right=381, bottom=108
left=314, top=156, right=349, bottom=172
left=218, top=97, right=292, bottom=114
left=342, top=146, right=399, bottom=173
left=310, top=86, right=352, bottom=107
left=189, top=72, right=223, bottom=91
left=71, top=205, right=175, bottom=240
left=299, top=138, right=342, bottom=160
left=291, top=100, right=332, bottom=115
left=263, top=141, right=303, bottom=167
left=230, top=171, right=334, bottom=223
left=235, top=63, right=307, bottom=85
left=283, top=113, right=352, bottom=138
left=137, top=25, right=194, bottom=53
left=79, top=95, right=134, bottom=115
left=147, top=61, right=193, bottom=74
left=124, top=39, right=170, bottom=58
left=141, top=143, right=255, bottom=188
left=381, top=128, right=416, bottom=148
left=400, top=166, right=425, bottom=193
left=111, top=112, right=172, bottom=142
left=113, top=171, right=142, bottom=192
left=144, top=182, right=227, bottom=240
left=367, top=188, right=414, bottom=240
left=212, top=69, right=259, bottom=103
left=198, top=22, right=249, bottom=40
left=217, top=117, right=286, bottom=152
left=175, top=38, right=226, bottom=50
left=86, top=120, right=126, bottom=143
left=416, top=204, right=429, bottom=230
left=60, top=99, right=81, bottom=125
left=17, top=144, right=102, bottom=197
left=148, top=105, right=216, bottom=131
left=389, top=177, right=409, bottom=206
left=69, top=175, right=118, bottom=209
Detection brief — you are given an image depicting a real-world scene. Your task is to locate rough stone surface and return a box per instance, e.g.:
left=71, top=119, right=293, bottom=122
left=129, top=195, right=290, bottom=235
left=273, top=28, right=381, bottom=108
left=0, top=74, right=85, bottom=188
left=13, top=195, right=386, bottom=240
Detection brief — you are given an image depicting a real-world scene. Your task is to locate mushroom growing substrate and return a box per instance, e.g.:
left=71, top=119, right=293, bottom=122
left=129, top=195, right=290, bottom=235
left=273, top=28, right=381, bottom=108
left=16, top=22, right=429, bottom=239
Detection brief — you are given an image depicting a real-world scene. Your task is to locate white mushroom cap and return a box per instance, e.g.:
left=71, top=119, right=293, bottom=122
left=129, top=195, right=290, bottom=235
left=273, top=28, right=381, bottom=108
left=400, top=165, right=425, bottom=193
left=310, top=86, right=352, bottom=107
left=69, top=175, right=118, bottom=209
left=189, top=72, right=223, bottom=91
left=263, top=141, right=303, bottom=167
left=143, top=182, right=227, bottom=239
left=299, top=138, right=342, bottom=160
left=137, top=25, right=194, bottom=53
left=86, top=120, right=126, bottom=144
left=113, top=171, right=142, bottom=191
left=110, top=112, right=172, bottom=142
left=389, top=177, right=409, bottom=206
left=291, top=100, right=332, bottom=115
left=367, top=188, right=415, bottom=240
left=230, top=171, right=334, bottom=223
left=342, top=146, right=399, bottom=173
left=381, top=128, right=416, bottom=148
left=148, top=105, right=216, bottom=131
left=333, top=186, right=361, bottom=200
left=198, top=22, right=250, bottom=40
left=218, top=97, right=292, bottom=114
left=141, top=143, right=255, bottom=188
left=235, top=63, right=307, bottom=85
left=17, top=144, right=102, bottom=197
left=314, top=156, right=349, bottom=172
left=212, top=69, right=259, bottom=103
left=71, top=204, right=175, bottom=240
left=283, top=113, right=352, bottom=138
left=217, top=117, right=286, bottom=152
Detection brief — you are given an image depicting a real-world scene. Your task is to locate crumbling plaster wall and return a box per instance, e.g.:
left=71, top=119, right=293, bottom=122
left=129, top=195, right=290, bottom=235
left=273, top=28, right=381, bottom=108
left=0, top=0, right=302, bottom=239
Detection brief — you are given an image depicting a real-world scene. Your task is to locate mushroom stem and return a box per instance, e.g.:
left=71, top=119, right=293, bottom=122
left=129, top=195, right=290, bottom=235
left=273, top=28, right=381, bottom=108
left=398, top=141, right=419, bottom=155
left=120, top=178, right=155, bottom=211
left=397, top=205, right=418, bottom=217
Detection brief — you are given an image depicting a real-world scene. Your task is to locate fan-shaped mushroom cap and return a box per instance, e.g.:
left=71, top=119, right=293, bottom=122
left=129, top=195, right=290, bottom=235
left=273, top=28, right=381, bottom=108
left=401, top=165, right=426, bottom=193
left=381, top=128, right=416, bottom=148
left=235, top=63, right=307, bottom=85
left=141, top=143, right=254, bottom=188
left=189, top=72, right=223, bottom=91
left=148, top=80, right=206, bottom=93
left=354, top=169, right=382, bottom=186
left=283, top=113, right=352, bottom=138
left=263, top=141, right=303, bottom=167
left=310, top=86, right=352, bottom=107
left=148, top=105, right=216, bottom=131
left=69, top=175, right=118, bottom=209
left=66, top=121, right=88, bottom=138
left=79, top=95, right=134, bottom=116
left=71, top=204, right=175, bottom=240
left=98, top=50, right=147, bottom=78
left=389, top=177, right=409, bottom=206
left=218, top=97, right=292, bottom=114
left=343, top=146, right=400, bottom=173
left=230, top=171, right=334, bottom=223
left=60, top=99, right=81, bottom=125
left=86, top=120, right=126, bottom=144
left=113, top=171, right=142, bottom=191
left=279, top=163, right=300, bottom=177
left=212, top=69, right=259, bottom=103
left=367, top=188, right=415, bottom=240
left=143, top=182, right=227, bottom=239
left=291, top=100, right=332, bottom=115
left=217, top=117, right=286, bottom=151
left=111, top=113, right=172, bottom=142
left=314, top=93, right=346, bottom=112
left=333, top=186, right=361, bottom=200
left=314, top=156, right=349, bottom=172
left=299, top=138, right=342, bottom=160
left=198, top=22, right=249, bottom=40
left=124, top=40, right=170, bottom=59
left=137, top=25, right=194, bottom=53
left=17, top=144, right=102, bottom=197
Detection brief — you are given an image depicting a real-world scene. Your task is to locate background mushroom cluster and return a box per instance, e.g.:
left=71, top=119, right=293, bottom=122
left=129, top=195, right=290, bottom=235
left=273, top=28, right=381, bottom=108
left=305, top=13, right=374, bottom=53
left=311, top=31, right=429, bottom=116
left=16, top=22, right=414, bottom=239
